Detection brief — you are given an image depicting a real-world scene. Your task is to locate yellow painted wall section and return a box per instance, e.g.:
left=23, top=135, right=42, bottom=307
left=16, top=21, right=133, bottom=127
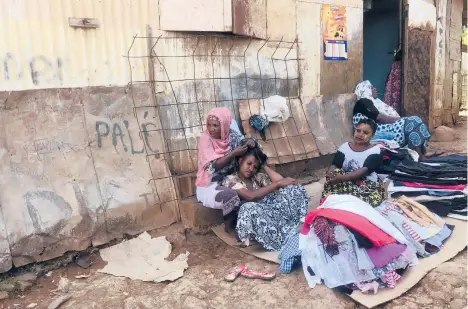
left=0, top=0, right=159, bottom=91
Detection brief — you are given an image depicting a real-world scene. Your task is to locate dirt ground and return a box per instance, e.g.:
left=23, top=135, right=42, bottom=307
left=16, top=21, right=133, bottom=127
left=1, top=118, right=467, bottom=309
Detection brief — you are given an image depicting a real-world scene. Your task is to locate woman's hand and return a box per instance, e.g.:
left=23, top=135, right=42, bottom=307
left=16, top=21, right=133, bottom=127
left=275, top=177, right=297, bottom=188
left=232, top=144, right=249, bottom=157
left=245, top=139, right=256, bottom=148
left=325, top=170, right=335, bottom=179
left=327, top=174, right=344, bottom=185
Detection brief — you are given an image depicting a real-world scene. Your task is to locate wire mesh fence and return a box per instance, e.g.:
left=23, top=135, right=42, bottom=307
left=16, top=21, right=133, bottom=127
left=125, top=33, right=317, bottom=220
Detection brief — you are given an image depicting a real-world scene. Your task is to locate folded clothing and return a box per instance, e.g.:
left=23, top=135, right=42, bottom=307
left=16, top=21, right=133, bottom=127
left=394, top=182, right=467, bottom=191
left=302, top=208, right=397, bottom=247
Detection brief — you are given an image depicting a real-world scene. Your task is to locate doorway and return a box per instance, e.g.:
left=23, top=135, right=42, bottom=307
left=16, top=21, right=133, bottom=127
left=363, top=0, right=402, bottom=108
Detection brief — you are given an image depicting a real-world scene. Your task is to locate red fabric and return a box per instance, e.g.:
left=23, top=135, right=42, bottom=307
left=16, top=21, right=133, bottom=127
left=400, top=182, right=467, bottom=190
left=301, top=209, right=397, bottom=247
left=383, top=61, right=401, bottom=112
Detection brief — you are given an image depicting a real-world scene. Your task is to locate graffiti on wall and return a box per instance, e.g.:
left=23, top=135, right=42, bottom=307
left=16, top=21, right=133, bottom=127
left=3, top=53, right=64, bottom=86
left=95, top=120, right=160, bottom=154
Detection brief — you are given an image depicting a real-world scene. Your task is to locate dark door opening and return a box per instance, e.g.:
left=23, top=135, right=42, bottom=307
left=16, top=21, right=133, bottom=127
left=363, top=0, right=402, bottom=112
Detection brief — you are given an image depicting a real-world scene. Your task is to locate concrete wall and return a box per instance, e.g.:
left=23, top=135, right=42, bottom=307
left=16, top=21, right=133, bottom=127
left=0, top=0, right=363, bottom=273
left=404, top=0, right=463, bottom=127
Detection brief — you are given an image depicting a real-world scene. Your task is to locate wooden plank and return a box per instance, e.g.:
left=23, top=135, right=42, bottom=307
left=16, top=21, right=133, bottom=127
left=232, top=0, right=267, bottom=39
left=450, top=38, right=462, bottom=61
left=449, top=0, right=463, bottom=61
left=266, top=0, right=297, bottom=41
left=68, top=18, right=99, bottom=29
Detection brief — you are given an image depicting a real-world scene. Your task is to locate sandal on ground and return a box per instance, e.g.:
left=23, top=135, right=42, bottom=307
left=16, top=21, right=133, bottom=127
left=224, top=265, right=246, bottom=282
left=240, top=268, right=276, bottom=281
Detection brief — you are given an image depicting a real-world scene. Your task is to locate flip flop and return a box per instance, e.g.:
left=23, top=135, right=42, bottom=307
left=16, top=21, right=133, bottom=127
left=240, top=268, right=276, bottom=281
left=224, top=265, right=246, bottom=282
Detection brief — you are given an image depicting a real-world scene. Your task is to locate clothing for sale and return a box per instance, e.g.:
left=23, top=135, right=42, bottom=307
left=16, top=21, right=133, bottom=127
left=424, top=224, right=454, bottom=248
left=377, top=199, right=454, bottom=257
left=279, top=231, right=301, bottom=274
left=396, top=182, right=467, bottom=191
left=366, top=244, right=407, bottom=268
left=376, top=148, right=415, bottom=174
left=349, top=228, right=373, bottom=249
left=390, top=175, right=467, bottom=186
left=302, top=208, right=397, bottom=247
left=392, top=158, right=467, bottom=179
left=300, top=223, right=417, bottom=290
left=391, top=191, right=466, bottom=198
left=316, top=194, right=408, bottom=245
left=394, top=196, right=445, bottom=228
left=388, top=182, right=468, bottom=195
left=418, top=197, right=468, bottom=217
left=425, top=154, right=467, bottom=163
left=300, top=224, right=377, bottom=289
left=447, top=213, right=468, bottom=221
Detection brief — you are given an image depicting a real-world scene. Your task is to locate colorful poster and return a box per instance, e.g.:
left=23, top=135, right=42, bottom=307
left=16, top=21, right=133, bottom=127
left=322, top=4, right=348, bottom=61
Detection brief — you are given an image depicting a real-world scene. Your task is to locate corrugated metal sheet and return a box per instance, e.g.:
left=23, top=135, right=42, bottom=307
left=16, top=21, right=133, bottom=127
left=0, top=0, right=159, bottom=91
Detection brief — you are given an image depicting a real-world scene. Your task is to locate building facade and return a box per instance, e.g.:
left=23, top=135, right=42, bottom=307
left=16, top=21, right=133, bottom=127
left=0, top=0, right=462, bottom=273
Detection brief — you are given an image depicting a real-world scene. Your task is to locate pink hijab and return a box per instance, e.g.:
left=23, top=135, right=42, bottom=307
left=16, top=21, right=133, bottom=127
left=196, top=107, right=233, bottom=187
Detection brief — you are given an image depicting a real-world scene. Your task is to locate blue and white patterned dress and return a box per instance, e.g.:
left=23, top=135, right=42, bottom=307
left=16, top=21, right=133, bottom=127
left=353, top=113, right=431, bottom=149
left=223, top=172, right=309, bottom=251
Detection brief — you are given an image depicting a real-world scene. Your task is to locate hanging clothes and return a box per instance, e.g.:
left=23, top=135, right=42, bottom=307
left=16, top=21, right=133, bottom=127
left=383, top=60, right=402, bottom=112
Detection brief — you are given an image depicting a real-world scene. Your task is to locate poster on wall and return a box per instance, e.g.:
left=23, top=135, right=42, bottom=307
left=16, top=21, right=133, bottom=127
left=322, top=4, right=348, bottom=61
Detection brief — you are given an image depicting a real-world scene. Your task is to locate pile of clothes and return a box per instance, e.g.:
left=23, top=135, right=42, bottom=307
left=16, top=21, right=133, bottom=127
left=388, top=155, right=467, bottom=220
left=279, top=194, right=455, bottom=294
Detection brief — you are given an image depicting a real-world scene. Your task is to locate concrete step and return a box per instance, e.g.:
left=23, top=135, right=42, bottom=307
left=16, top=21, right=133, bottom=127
left=179, top=198, right=223, bottom=229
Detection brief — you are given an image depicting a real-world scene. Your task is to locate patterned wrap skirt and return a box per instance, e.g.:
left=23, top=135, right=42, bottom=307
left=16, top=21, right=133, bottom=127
left=322, top=169, right=385, bottom=207
left=236, top=185, right=309, bottom=251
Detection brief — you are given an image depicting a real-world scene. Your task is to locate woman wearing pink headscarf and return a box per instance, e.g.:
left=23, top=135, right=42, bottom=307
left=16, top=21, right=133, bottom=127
left=196, top=107, right=255, bottom=231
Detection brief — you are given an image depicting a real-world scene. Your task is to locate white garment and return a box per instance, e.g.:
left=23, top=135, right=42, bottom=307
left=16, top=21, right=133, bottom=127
left=299, top=225, right=377, bottom=289
left=318, top=194, right=409, bottom=245
left=260, top=95, right=290, bottom=122
left=371, top=139, right=401, bottom=150
left=338, top=142, right=381, bottom=181
left=230, top=119, right=243, bottom=136
left=196, top=182, right=223, bottom=209
left=355, top=80, right=400, bottom=117
left=403, top=147, right=419, bottom=161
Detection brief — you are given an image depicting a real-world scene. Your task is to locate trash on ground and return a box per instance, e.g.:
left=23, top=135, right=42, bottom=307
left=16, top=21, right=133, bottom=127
left=26, top=303, right=38, bottom=308
left=75, top=274, right=91, bottom=279
left=75, top=253, right=92, bottom=269
left=98, top=232, right=189, bottom=282
left=224, top=264, right=276, bottom=282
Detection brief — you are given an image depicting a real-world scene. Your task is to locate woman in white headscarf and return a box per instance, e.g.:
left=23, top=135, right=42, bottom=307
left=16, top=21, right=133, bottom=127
left=352, top=81, right=443, bottom=161
left=355, top=80, right=400, bottom=118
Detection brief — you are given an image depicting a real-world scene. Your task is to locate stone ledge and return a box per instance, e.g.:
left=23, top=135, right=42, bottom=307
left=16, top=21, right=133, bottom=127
left=179, top=198, right=223, bottom=229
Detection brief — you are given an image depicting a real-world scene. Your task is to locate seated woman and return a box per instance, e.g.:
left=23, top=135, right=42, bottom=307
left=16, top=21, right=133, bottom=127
left=354, top=80, right=442, bottom=161
left=323, top=119, right=385, bottom=207
left=196, top=107, right=255, bottom=231
left=223, top=147, right=309, bottom=251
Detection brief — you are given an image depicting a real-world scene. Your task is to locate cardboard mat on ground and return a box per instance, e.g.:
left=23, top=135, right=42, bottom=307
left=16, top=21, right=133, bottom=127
left=212, top=218, right=467, bottom=308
